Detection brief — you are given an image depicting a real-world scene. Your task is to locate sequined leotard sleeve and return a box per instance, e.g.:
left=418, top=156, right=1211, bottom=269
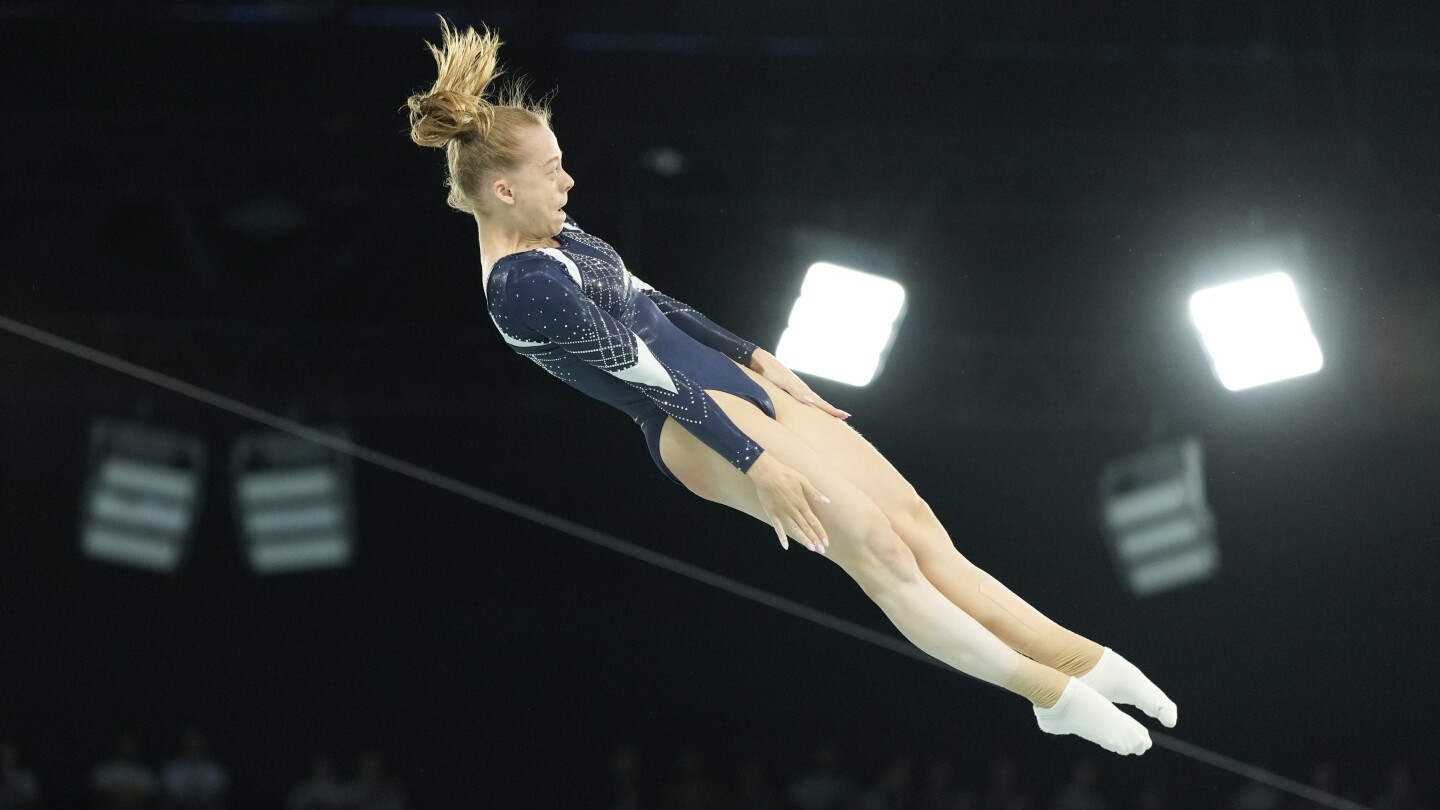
left=631, top=278, right=759, bottom=366
left=489, top=252, right=766, bottom=473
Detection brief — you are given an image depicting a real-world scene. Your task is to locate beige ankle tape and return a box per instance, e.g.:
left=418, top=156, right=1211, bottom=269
left=972, top=577, right=1100, bottom=676
left=1005, top=656, right=1070, bottom=708
left=1026, top=629, right=1104, bottom=678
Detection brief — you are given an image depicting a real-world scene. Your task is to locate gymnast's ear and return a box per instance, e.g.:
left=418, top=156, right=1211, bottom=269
left=488, top=175, right=516, bottom=207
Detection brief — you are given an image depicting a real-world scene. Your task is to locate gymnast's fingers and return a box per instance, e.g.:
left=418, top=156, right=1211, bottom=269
left=775, top=507, right=817, bottom=552
left=800, top=392, right=852, bottom=423
left=799, top=507, right=828, bottom=554
left=789, top=513, right=819, bottom=552
left=771, top=516, right=789, bottom=551
left=809, top=394, right=852, bottom=420
left=803, top=483, right=832, bottom=549
left=785, top=505, right=825, bottom=554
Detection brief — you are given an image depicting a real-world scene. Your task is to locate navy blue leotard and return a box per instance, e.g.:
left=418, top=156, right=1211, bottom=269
left=484, top=217, right=776, bottom=484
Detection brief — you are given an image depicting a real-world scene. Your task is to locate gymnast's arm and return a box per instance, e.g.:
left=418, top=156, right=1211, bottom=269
left=499, top=256, right=765, bottom=473
left=632, top=272, right=852, bottom=421
left=563, top=212, right=754, bottom=364
left=630, top=274, right=760, bottom=366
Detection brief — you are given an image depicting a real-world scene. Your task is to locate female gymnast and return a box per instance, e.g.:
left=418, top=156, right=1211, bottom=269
left=406, top=20, right=1177, bottom=756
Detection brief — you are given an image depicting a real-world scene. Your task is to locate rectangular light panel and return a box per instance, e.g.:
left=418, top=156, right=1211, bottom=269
left=81, top=421, right=205, bottom=574
left=775, top=262, right=906, bottom=386
left=1189, top=272, right=1323, bottom=391
left=1099, top=437, right=1220, bottom=597
left=232, top=441, right=354, bottom=574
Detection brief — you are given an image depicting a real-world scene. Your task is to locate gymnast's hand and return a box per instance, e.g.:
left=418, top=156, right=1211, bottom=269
left=746, top=453, right=832, bottom=554
left=748, top=348, right=851, bottom=420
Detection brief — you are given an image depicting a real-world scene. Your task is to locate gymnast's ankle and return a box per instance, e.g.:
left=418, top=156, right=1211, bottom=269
left=1027, top=627, right=1104, bottom=678
left=1004, top=656, right=1068, bottom=709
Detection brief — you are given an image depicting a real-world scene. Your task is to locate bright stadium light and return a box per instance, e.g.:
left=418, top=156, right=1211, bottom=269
left=775, top=262, right=907, bottom=386
left=231, top=429, right=355, bottom=574
left=80, top=419, right=207, bottom=573
left=1189, top=271, right=1323, bottom=391
left=1098, top=437, right=1219, bottom=598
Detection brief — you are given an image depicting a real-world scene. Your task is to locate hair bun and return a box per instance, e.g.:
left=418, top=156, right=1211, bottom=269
left=408, top=89, right=490, bottom=148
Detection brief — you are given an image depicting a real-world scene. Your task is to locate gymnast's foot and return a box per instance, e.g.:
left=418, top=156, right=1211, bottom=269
left=1034, top=678, right=1152, bottom=756
left=1079, top=647, right=1178, bottom=728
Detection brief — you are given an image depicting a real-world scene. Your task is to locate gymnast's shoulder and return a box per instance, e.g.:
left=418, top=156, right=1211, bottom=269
left=487, top=249, right=576, bottom=303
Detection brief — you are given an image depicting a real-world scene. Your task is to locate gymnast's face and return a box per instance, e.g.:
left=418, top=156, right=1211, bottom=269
left=497, top=124, right=573, bottom=237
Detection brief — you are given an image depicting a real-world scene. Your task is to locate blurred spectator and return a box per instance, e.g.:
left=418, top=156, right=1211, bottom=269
left=161, top=727, right=227, bottom=810
left=0, top=740, right=38, bottom=810
left=608, top=743, right=648, bottom=810
left=734, top=759, right=781, bottom=810
left=860, top=753, right=917, bottom=810
left=1047, top=762, right=1106, bottom=810
left=285, top=754, right=349, bottom=810
left=1373, top=763, right=1426, bottom=810
left=787, top=741, right=859, bottom=810
left=347, top=749, right=409, bottom=810
left=656, top=745, right=727, bottom=810
left=93, top=731, right=158, bottom=810
left=980, top=757, right=1029, bottom=810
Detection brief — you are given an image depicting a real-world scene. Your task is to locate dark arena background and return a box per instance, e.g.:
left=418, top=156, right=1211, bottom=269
left=2, top=1, right=1439, bottom=808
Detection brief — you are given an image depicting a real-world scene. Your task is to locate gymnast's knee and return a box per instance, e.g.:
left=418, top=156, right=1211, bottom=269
left=889, top=495, right=960, bottom=564
left=849, top=516, right=922, bottom=588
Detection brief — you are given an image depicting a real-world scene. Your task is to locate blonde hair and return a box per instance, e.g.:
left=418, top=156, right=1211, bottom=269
left=406, top=18, right=553, bottom=213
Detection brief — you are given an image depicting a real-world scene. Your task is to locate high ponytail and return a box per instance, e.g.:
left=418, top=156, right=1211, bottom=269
left=405, top=18, right=552, bottom=213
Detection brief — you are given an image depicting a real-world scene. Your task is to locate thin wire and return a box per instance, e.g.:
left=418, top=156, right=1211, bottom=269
left=0, top=314, right=1370, bottom=810
left=1153, top=734, right=1372, bottom=810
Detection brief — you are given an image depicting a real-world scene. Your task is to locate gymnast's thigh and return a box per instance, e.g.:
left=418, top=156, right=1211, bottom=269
left=654, top=395, right=893, bottom=558
left=730, top=363, right=924, bottom=522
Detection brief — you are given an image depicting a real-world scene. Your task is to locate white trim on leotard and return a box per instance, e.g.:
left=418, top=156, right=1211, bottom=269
left=537, top=247, right=583, bottom=288
left=612, top=336, right=680, bottom=394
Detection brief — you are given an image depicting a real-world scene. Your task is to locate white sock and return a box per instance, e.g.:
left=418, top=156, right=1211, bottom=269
left=1079, top=647, right=1178, bottom=728
left=1034, top=678, right=1153, bottom=756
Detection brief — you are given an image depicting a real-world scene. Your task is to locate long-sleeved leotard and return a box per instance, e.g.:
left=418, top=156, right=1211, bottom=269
left=633, top=281, right=757, bottom=366
left=485, top=218, right=776, bottom=478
